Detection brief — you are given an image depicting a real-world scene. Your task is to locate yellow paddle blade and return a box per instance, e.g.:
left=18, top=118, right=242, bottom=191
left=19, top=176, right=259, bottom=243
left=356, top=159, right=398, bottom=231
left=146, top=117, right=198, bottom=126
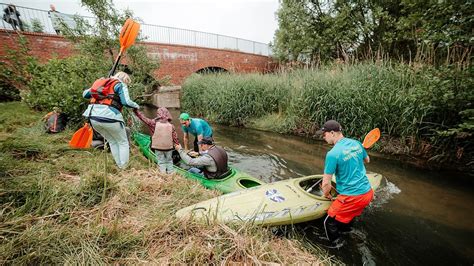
left=69, top=123, right=93, bottom=149
left=119, top=18, right=140, bottom=53
left=362, top=128, right=381, bottom=149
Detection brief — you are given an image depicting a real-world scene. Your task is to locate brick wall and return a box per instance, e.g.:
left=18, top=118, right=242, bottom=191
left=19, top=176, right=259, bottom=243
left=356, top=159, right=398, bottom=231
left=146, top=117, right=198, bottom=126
left=0, top=29, right=276, bottom=85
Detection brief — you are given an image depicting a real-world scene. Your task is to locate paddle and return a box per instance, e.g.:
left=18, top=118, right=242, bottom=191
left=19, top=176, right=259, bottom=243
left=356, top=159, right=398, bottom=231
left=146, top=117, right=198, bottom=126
left=69, top=123, right=93, bottom=148
left=69, top=19, right=140, bottom=149
left=362, top=128, right=380, bottom=149
left=108, top=18, right=141, bottom=77
left=306, top=128, right=381, bottom=193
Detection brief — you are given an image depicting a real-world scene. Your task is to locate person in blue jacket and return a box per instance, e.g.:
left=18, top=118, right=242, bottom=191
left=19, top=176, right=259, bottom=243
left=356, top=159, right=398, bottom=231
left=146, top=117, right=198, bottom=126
left=179, top=113, right=213, bottom=152
left=82, top=71, right=139, bottom=169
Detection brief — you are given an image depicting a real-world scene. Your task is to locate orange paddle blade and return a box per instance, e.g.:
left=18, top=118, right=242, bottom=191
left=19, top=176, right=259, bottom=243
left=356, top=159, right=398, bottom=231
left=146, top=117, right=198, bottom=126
left=362, top=128, right=381, bottom=149
left=119, top=18, right=140, bottom=53
left=69, top=123, right=93, bottom=149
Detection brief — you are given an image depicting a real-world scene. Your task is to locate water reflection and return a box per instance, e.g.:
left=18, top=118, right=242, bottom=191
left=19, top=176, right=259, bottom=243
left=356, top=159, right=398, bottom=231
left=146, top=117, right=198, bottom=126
left=140, top=107, right=474, bottom=264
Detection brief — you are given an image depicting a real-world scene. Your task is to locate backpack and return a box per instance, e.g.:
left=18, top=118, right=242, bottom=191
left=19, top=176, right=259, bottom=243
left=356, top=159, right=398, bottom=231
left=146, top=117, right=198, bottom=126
left=90, top=78, right=120, bottom=101
left=45, top=112, right=67, bottom=133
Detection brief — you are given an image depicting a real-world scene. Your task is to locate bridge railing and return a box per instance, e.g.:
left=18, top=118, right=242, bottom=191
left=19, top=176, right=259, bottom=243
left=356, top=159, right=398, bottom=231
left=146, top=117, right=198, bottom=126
left=0, top=3, right=271, bottom=56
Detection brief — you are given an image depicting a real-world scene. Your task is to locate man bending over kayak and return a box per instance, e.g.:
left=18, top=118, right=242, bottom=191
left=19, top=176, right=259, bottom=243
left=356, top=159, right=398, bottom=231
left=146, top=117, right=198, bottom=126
left=174, top=137, right=229, bottom=179
left=179, top=113, right=213, bottom=152
left=317, top=120, right=373, bottom=246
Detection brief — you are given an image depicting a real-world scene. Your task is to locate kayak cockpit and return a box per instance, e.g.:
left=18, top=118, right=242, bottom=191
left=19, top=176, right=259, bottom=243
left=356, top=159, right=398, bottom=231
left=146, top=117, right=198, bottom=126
left=238, top=178, right=263, bottom=188
left=298, top=176, right=337, bottom=198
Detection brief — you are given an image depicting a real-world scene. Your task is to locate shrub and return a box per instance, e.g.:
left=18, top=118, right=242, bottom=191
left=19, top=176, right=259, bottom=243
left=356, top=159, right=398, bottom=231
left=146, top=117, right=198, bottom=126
left=31, top=18, right=44, bottom=33
left=24, top=55, right=110, bottom=125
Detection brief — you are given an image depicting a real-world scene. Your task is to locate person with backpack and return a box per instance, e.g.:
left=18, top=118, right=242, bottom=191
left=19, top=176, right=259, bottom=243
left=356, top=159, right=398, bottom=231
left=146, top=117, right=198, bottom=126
left=82, top=71, right=139, bottom=169
left=133, top=107, right=180, bottom=174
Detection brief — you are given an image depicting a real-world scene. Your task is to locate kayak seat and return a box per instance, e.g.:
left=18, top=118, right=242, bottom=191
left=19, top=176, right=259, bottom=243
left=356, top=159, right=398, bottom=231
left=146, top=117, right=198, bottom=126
left=210, top=168, right=233, bottom=180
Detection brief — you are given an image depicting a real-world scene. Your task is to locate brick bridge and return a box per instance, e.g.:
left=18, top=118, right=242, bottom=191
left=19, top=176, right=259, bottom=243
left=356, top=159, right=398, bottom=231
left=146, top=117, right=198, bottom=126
left=0, top=29, right=276, bottom=85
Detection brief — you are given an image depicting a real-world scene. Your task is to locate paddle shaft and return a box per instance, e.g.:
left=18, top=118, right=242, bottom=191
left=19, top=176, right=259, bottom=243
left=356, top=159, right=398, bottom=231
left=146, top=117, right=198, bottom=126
left=108, top=51, right=123, bottom=78
left=306, top=178, right=322, bottom=193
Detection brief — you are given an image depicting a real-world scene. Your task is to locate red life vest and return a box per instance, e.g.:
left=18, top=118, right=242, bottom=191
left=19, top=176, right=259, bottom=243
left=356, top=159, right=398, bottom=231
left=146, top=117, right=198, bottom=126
left=89, top=78, right=123, bottom=111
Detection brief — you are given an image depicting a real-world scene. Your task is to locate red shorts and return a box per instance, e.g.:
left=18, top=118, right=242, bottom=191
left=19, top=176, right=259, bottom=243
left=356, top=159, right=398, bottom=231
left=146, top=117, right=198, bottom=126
left=328, top=189, right=374, bottom=223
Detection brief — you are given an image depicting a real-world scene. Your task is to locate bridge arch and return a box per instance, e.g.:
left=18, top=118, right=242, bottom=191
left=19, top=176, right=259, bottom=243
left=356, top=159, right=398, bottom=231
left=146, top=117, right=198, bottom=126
left=195, top=66, right=229, bottom=74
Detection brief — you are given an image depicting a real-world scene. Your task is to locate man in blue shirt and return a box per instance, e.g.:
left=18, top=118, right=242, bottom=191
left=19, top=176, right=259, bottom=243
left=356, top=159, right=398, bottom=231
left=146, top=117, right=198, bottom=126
left=317, top=120, right=373, bottom=245
left=179, top=113, right=213, bottom=152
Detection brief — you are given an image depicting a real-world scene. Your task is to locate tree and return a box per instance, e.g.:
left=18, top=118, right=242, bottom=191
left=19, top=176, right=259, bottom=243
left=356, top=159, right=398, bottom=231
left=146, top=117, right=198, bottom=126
left=273, top=0, right=473, bottom=66
left=22, top=0, right=160, bottom=124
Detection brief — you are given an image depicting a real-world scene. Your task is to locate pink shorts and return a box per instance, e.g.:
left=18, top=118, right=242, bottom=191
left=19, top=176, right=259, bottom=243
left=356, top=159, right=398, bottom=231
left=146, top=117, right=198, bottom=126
left=328, top=189, right=374, bottom=223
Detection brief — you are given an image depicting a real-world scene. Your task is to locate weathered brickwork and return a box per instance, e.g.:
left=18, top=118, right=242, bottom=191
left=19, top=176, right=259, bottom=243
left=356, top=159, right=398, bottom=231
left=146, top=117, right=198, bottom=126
left=0, top=30, right=276, bottom=84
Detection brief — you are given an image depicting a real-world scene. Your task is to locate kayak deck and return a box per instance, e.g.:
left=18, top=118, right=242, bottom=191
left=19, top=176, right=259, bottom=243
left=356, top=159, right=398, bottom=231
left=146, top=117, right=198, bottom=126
left=176, top=172, right=383, bottom=225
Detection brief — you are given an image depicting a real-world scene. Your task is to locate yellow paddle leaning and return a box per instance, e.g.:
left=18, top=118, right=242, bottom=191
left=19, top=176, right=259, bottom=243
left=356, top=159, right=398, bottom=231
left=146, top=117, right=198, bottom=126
left=69, top=18, right=141, bottom=149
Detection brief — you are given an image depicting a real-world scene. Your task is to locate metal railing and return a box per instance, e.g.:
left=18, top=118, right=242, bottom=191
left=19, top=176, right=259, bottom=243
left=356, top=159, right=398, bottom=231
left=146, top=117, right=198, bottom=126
left=0, top=3, right=271, bottom=56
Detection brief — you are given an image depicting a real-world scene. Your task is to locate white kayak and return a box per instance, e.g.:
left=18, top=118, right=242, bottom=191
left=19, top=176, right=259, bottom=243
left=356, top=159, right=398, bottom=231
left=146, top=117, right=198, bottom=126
left=176, top=172, right=383, bottom=226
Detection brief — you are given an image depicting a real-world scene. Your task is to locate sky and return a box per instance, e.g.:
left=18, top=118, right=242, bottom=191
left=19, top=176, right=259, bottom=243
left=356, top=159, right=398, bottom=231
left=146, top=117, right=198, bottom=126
left=7, top=0, right=280, bottom=44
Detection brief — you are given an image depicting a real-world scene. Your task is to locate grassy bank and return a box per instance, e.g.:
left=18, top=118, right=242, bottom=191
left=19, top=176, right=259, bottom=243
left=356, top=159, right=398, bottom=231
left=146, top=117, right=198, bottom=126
left=182, top=63, right=472, bottom=172
left=0, top=102, right=333, bottom=264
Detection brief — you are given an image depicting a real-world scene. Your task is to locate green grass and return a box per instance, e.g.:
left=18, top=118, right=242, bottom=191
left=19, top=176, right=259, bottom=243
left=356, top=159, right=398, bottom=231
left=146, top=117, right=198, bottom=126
left=0, top=102, right=335, bottom=264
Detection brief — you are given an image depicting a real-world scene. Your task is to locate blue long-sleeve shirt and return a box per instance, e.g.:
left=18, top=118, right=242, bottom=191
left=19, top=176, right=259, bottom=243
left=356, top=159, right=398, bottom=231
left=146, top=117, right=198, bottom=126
left=82, top=79, right=139, bottom=123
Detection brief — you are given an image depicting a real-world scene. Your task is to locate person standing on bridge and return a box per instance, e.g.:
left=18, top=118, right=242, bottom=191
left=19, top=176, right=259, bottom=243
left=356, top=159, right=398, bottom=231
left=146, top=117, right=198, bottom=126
left=317, top=120, right=373, bottom=246
left=133, top=107, right=180, bottom=174
left=179, top=113, right=213, bottom=153
left=3, top=4, right=24, bottom=31
left=48, top=4, right=77, bottom=35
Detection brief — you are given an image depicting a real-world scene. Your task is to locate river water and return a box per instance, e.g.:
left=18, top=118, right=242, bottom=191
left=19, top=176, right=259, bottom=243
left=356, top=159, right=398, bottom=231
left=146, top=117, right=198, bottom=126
left=143, top=108, right=474, bottom=265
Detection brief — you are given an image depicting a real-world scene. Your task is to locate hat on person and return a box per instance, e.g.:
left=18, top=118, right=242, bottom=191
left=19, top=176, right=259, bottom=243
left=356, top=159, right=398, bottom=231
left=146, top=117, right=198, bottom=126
left=197, top=137, right=214, bottom=145
left=316, top=120, right=342, bottom=134
left=179, top=113, right=190, bottom=121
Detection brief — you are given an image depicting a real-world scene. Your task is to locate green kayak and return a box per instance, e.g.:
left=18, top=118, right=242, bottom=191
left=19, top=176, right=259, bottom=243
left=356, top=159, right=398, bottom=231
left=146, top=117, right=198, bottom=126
left=132, top=132, right=265, bottom=193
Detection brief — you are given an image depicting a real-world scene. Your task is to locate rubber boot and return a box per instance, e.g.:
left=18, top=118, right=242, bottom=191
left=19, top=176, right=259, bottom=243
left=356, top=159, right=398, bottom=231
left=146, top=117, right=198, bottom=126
left=338, top=219, right=354, bottom=233
left=323, top=215, right=341, bottom=242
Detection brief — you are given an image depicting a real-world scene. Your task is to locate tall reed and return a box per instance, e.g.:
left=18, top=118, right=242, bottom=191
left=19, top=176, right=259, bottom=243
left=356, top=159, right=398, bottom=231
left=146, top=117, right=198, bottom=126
left=182, top=63, right=472, bottom=169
